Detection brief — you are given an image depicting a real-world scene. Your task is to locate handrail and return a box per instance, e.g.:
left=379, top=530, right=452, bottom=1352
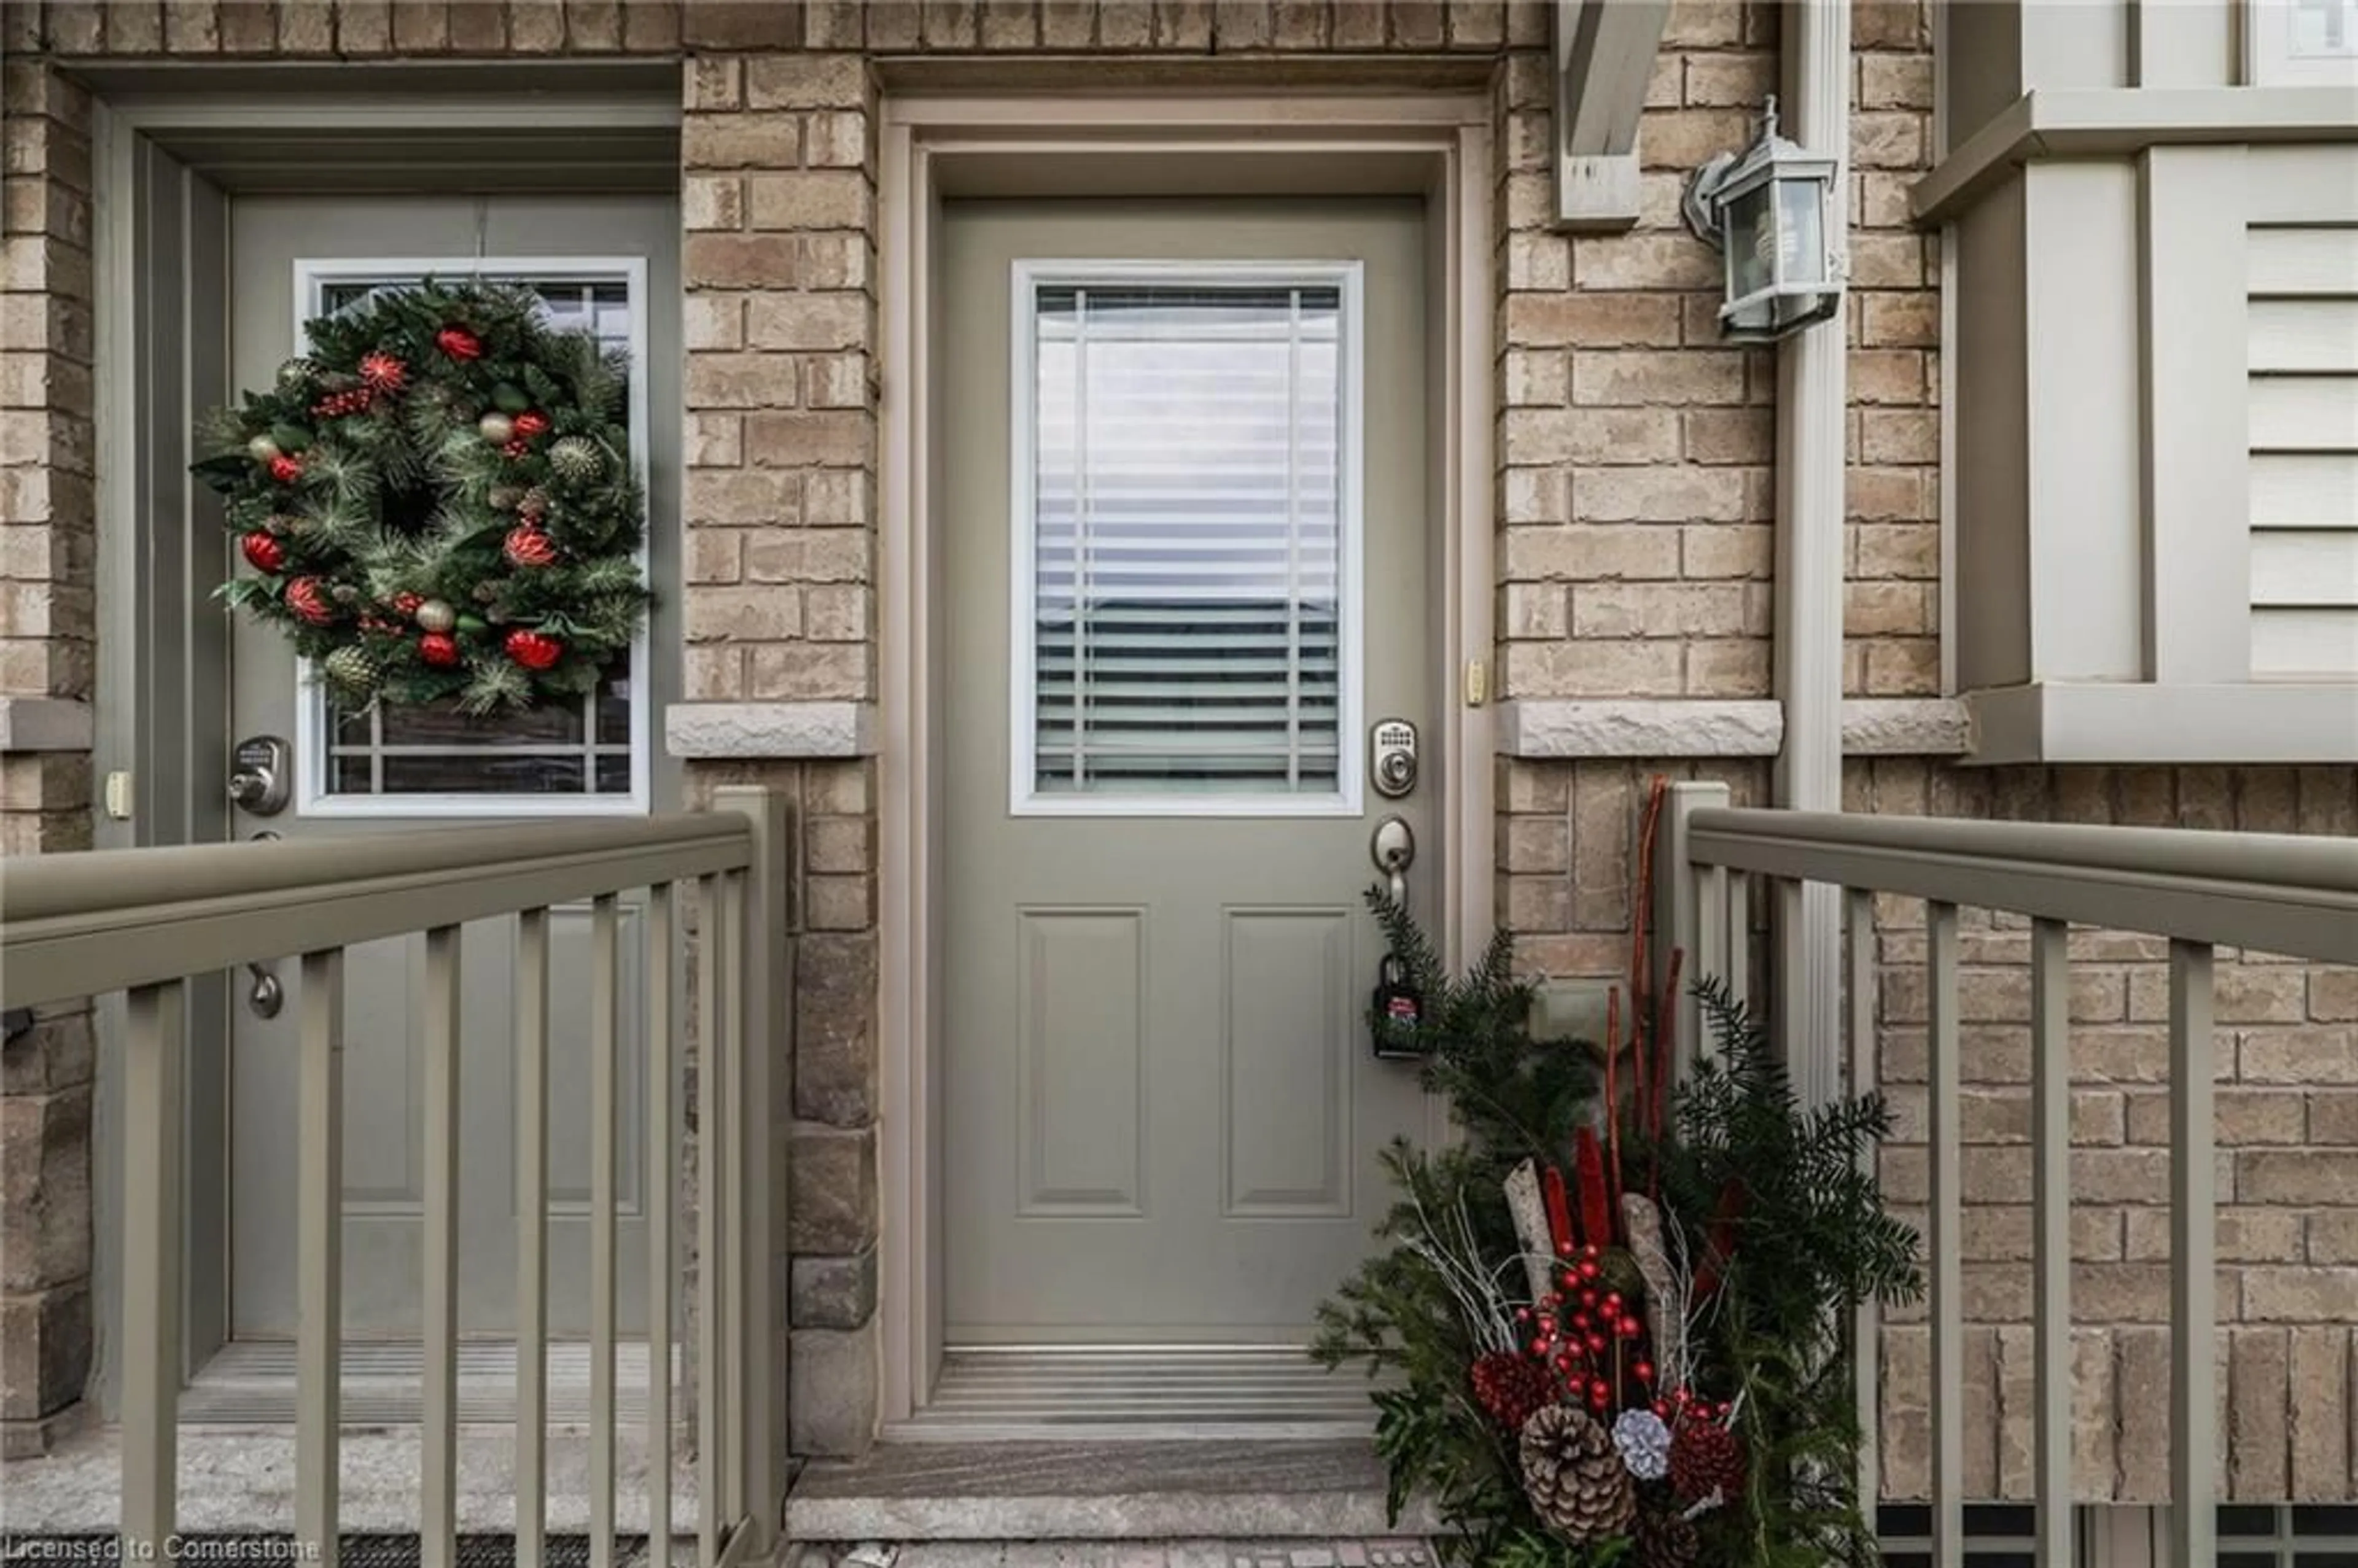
left=1683, top=806, right=2358, bottom=966
left=1, top=813, right=756, bottom=1009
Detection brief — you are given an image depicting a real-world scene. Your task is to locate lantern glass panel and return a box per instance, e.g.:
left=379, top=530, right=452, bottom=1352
left=1775, top=174, right=1828, bottom=287
left=1724, top=182, right=1773, bottom=303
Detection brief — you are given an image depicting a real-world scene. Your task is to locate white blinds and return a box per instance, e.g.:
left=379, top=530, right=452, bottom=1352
left=1030, top=283, right=1347, bottom=797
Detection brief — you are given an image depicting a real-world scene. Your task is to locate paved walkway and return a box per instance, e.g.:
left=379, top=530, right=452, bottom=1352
left=790, top=1542, right=1436, bottom=1568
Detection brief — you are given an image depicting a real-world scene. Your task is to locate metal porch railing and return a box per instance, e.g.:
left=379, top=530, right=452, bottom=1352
left=0, top=786, right=790, bottom=1568
left=1652, top=782, right=2358, bottom=1568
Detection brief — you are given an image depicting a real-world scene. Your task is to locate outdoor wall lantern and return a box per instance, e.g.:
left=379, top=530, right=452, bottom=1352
left=1680, top=96, right=1844, bottom=343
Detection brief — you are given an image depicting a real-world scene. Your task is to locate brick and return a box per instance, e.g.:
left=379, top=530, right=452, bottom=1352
left=686, top=56, right=741, bottom=113
left=2311, top=970, right=2358, bottom=1022
left=685, top=235, right=798, bottom=290
left=796, top=931, right=877, bottom=1125
left=2240, top=1150, right=2358, bottom=1204
left=1504, top=638, right=1683, bottom=699
left=0, top=1090, right=91, bottom=1294
left=682, top=176, right=744, bottom=233
left=2287, top=1327, right=2351, bottom=1499
left=749, top=642, right=869, bottom=700
left=1506, top=292, right=1685, bottom=349
left=2229, top=1329, right=2291, bottom=1498
left=921, top=0, right=979, bottom=46
left=1571, top=582, right=1762, bottom=639
left=1573, top=349, right=1746, bottom=407
left=805, top=112, right=870, bottom=171
left=1573, top=465, right=1749, bottom=522
left=0, top=1284, right=90, bottom=1426
left=507, top=0, right=565, bottom=49
left=2312, top=1213, right=2358, bottom=1263
left=2311, top=1092, right=2358, bottom=1144
left=1682, top=408, right=1770, bottom=465
left=684, top=113, right=804, bottom=171
left=1042, top=1, right=1100, bottom=47
left=1504, top=524, right=1679, bottom=581
left=687, top=469, right=804, bottom=527
left=790, top=1248, right=877, bottom=1330
left=800, top=233, right=872, bottom=292
left=802, top=470, right=874, bottom=528
left=1503, top=349, right=1566, bottom=408
left=445, top=0, right=508, bottom=51
left=686, top=586, right=802, bottom=643
left=679, top=0, right=801, bottom=47
left=1574, top=233, right=1721, bottom=292
left=804, top=584, right=868, bottom=642
left=745, top=295, right=869, bottom=352
left=688, top=530, right=743, bottom=585
left=790, top=1320, right=879, bottom=1459
left=683, top=293, right=744, bottom=353
left=787, top=1122, right=877, bottom=1254
left=2217, top=966, right=2310, bottom=1024
left=1851, top=110, right=1926, bottom=171
left=1681, top=523, right=1770, bottom=579
left=2243, top=1267, right=2358, bottom=1322
left=749, top=171, right=873, bottom=231
left=1501, top=407, right=1680, bottom=467
left=685, top=352, right=796, bottom=411
left=745, top=409, right=873, bottom=470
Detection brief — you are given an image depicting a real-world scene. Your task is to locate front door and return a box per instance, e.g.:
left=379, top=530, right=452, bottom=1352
left=222, top=195, right=680, bottom=1341
left=941, top=198, right=1435, bottom=1346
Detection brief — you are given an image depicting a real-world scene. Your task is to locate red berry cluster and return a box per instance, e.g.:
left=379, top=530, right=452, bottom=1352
left=1513, top=1242, right=1654, bottom=1418
left=1665, top=1413, right=1745, bottom=1503
left=1469, top=1349, right=1554, bottom=1435
left=313, top=387, right=374, bottom=420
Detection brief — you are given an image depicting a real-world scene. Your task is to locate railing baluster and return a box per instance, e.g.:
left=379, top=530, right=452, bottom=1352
left=591, top=893, right=621, bottom=1568
left=515, top=908, right=551, bottom=1567
left=718, top=869, right=749, bottom=1526
left=1926, top=901, right=1963, bottom=1568
left=421, top=925, right=462, bottom=1568
left=1724, top=871, right=1750, bottom=1010
left=1844, top=888, right=1880, bottom=1508
left=696, top=873, right=724, bottom=1568
left=647, top=882, right=678, bottom=1567
left=296, top=950, right=345, bottom=1568
left=2169, top=939, right=2218, bottom=1568
left=2029, top=918, right=2072, bottom=1567
left=120, top=979, right=186, bottom=1562
left=1695, top=863, right=1729, bottom=1016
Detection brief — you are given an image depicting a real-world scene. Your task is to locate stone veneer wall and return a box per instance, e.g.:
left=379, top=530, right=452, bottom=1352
left=1, top=0, right=2351, bottom=1501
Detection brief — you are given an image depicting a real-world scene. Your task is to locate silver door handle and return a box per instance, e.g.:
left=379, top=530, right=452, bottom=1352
left=245, top=831, right=284, bottom=1017
left=1372, top=815, right=1414, bottom=917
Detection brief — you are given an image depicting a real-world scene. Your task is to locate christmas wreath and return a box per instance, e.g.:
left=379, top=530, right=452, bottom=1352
left=195, top=278, right=651, bottom=713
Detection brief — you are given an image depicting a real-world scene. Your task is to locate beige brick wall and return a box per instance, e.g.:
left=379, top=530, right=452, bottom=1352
left=2, top=0, right=2351, bottom=1494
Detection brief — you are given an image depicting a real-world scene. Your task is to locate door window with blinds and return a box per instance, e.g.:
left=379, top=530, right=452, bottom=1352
left=291, top=262, right=649, bottom=815
left=1010, top=264, right=1364, bottom=815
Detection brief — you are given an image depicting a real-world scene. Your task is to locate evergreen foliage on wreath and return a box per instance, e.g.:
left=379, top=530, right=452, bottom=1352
left=194, top=279, right=650, bottom=713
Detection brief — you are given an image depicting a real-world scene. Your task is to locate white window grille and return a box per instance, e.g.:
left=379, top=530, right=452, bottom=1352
left=1010, top=262, right=1364, bottom=817
left=289, top=260, right=652, bottom=817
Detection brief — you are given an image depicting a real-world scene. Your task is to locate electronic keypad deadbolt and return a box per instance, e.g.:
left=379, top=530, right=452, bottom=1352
left=1371, top=718, right=1418, bottom=799
left=228, top=734, right=292, bottom=817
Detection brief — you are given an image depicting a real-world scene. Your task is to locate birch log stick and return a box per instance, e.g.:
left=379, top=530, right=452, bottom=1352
left=1622, top=1192, right=1683, bottom=1376
left=1505, top=1159, right=1556, bottom=1303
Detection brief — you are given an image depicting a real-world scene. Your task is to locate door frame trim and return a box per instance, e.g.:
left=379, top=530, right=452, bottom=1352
left=876, top=89, right=1498, bottom=1428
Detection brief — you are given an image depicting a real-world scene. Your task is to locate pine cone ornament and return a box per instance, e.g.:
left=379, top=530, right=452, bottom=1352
left=1471, top=1352, right=1554, bottom=1435
left=322, top=645, right=383, bottom=698
left=517, top=487, right=551, bottom=523
left=1633, top=1508, right=1702, bottom=1568
left=276, top=357, right=319, bottom=394
left=1667, top=1420, right=1745, bottom=1505
left=1520, top=1404, right=1636, bottom=1543
left=547, top=435, right=603, bottom=483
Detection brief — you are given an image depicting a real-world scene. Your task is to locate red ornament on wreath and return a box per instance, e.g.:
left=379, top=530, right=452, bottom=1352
left=268, top=453, right=305, bottom=485
left=511, top=409, right=550, bottom=441
left=241, top=531, right=286, bottom=574
left=435, top=325, right=483, bottom=360
left=418, top=632, right=461, bottom=669
left=391, top=591, right=424, bottom=617
left=505, top=629, right=564, bottom=671
left=503, top=526, right=558, bottom=569
left=359, top=352, right=408, bottom=394
left=284, top=576, right=334, bottom=626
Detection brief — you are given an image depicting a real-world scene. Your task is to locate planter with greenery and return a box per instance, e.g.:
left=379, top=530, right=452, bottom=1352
left=1313, top=779, right=1922, bottom=1568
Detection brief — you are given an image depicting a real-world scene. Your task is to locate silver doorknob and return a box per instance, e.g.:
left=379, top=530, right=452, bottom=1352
left=1371, top=815, right=1414, bottom=916
left=228, top=735, right=292, bottom=816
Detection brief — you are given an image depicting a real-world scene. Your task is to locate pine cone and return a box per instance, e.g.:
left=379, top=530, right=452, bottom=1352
left=547, top=436, right=603, bottom=483
left=1667, top=1419, right=1745, bottom=1504
left=1633, top=1507, right=1702, bottom=1568
left=1519, top=1403, right=1636, bottom=1543
left=1471, top=1351, right=1554, bottom=1435
left=322, top=644, right=383, bottom=697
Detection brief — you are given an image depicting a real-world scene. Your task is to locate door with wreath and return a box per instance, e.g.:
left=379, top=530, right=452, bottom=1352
left=208, top=195, right=681, bottom=1378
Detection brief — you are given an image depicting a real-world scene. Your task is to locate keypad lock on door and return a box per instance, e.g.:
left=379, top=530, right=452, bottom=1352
left=1371, top=719, right=1418, bottom=799
left=228, top=734, right=292, bottom=817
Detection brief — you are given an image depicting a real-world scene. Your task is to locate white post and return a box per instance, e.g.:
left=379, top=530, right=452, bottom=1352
left=1772, top=0, right=1853, bottom=1108
left=1654, top=781, right=1732, bottom=1067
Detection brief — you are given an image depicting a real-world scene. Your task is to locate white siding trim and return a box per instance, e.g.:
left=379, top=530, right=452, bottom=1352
left=1966, top=680, right=2358, bottom=763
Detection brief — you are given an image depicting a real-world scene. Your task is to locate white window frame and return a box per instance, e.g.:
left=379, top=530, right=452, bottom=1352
left=2244, top=0, right=2358, bottom=85
left=1005, top=258, right=1367, bottom=819
left=287, top=256, right=653, bottom=819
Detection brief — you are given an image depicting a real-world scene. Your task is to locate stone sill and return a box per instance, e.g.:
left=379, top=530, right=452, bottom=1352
left=666, top=701, right=875, bottom=760
left=1496, top=698, right=1971, bottom=759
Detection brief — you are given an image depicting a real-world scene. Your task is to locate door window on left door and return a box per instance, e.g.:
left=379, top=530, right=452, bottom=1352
left=290, top=263, right=650, bottom=815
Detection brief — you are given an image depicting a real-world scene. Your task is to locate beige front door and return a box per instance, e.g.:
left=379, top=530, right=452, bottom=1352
left=941, top=198, right=1434, bottom=1343
left=222, top=195, right=680, bottom=1339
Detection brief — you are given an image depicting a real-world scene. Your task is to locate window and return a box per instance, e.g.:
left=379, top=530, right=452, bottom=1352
left=1011, top=264, right=1364, bottom=817
left=2246, top=0, right=2358, bottom=84
left=292, top=262, right=650, bottom=815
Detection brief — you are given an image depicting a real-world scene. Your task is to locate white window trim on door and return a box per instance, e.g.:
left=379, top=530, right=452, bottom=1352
left=286, top=256, right=654, bottom=818
left=1005, top=258, right=1369, bottom=819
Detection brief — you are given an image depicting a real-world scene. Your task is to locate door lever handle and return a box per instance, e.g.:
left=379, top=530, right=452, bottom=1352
left=1371, top=815, right=1415, bottom=918
left=244, top=831, right=284, bottom=1017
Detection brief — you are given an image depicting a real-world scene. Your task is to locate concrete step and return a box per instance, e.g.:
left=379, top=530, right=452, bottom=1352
left=784, top=1442, right=1441, bottom=1543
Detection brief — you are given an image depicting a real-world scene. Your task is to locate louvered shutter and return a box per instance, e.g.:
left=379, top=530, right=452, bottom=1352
left=1030, top=284, right=1346, bottom=797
